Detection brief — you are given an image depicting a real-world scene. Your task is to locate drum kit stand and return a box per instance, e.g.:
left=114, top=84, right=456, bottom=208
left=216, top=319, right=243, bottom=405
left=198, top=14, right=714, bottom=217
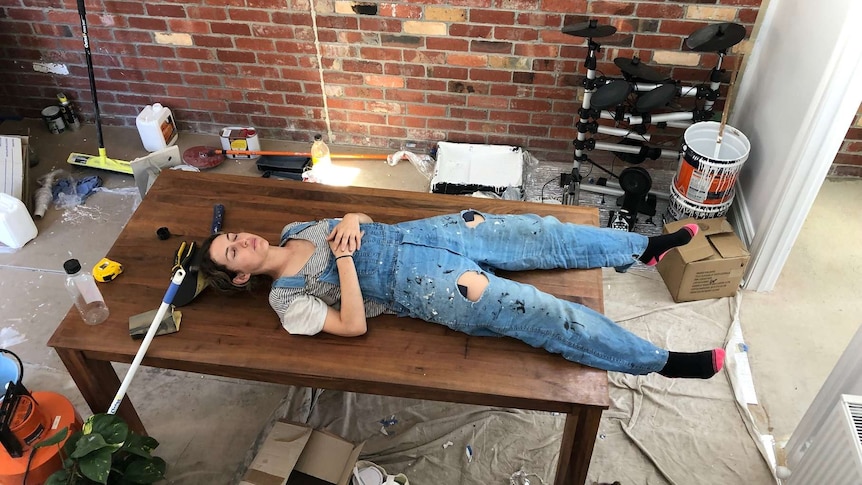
left=560, top=19, right=746, bottom=232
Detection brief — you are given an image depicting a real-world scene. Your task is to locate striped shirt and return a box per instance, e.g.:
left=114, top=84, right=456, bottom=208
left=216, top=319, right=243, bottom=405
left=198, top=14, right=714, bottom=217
left=269, top=220, right=393, bottom=335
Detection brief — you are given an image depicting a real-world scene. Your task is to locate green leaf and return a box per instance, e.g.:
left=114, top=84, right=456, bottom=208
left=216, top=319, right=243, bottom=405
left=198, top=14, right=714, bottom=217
left=35, top=427, right=70, bottom=448
left=71, top=434, right=113, bottom=459
left=45, top=469, right=70, bottom=485
left=90, top=414, right=129, bottom=445
left=121, top=434, right=153, bottom=460
left=122, top=457, right=166, bottom=483
left=63, top=430, right=84, bottom=457
left=79, top=447, right=113, bottom=484
left=139, top=435, right=159, bottom=452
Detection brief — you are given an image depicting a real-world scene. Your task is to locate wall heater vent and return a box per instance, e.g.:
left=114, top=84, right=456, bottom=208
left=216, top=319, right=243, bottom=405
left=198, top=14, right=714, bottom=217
left=786, top=394, right=862, bottom=485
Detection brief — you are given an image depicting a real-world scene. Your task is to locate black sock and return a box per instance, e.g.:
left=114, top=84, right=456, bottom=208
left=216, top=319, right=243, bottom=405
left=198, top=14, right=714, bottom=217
left=659, top=349, right=725, bottom=379
left=639, top=223, right=698, bottom=265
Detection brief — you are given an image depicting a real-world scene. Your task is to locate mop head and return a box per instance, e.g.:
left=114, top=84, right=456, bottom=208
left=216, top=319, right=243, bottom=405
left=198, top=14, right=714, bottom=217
left=68, top=148, right=133, bottom=175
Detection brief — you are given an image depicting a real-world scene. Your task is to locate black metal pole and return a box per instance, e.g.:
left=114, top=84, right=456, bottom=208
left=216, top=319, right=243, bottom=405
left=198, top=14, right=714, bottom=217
left=77, top=0, right=105, bottom=151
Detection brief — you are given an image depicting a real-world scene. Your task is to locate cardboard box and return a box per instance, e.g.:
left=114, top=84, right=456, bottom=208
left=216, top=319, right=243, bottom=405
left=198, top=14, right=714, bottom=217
left=656, top=217, right=750, bottom=302
left=240, top=420, right=364, bottom=485
left=0, top=135, right=31, bottom=211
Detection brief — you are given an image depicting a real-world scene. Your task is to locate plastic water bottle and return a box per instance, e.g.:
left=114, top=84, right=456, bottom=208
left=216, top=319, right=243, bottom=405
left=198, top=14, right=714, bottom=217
left=310, top=134, right=331, bottom=167
left=64, top=258, right=109, bottom=325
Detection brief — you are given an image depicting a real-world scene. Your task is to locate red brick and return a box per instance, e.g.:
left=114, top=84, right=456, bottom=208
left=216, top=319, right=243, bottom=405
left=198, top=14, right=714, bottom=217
left=359, top=18, right=403, bottom=33
left=589, top=1, right=635, bottom=16
left=470, top=68, right=512, bottom=82
left=386, top=90, right=425, bottom=103
left=450, top=24, right=493, bottom=38
left=194, top=35, right=233, bottom=48
left=161, top=60, right=200, bottom=73
left=370, top=125, right=408, bottom=138
left=377, top=4, right=424, bottom=19
left=257, top=53, right=300, bottom=66
left=128, top=17, right=168, bottom=30
left=541, top=0, right=588, bottom=14
left=471, top=40, right=512, bottom=54
left=228, top=8, right=270, bottom=22
left=217, top=50, right=256, bottom=63
left=253, top=25, right=295, bottom=39
left=517, top=12, right=564, bottom=27
left=427, top=38, right=469, bottom=51
left=451, top=107, right=489, bottom=120
left=468, top=121, right=508, bottom=134
left=187, top=7, right=228, bottom=21
left=427, top=93, right=467, bottom=106
left=428, top=119, right=468, bottom=131
left=494, top=27, right=539, bottom=42
left=385, top=64, right=426, bottom=77
left=633, top=34, right=684, bottom=50
left=6, top=8, right=46, bottom=21
left=490, top=110, right=530, bottom=123
left=211, top=23, right=251, bottom=36
left=832, top=153, right=862, bottom=166
left=738, top=8, right=760, bottom=24
left=236, top=38, right=275, bottom=51
left=103, top=1, right=146, bottom=15
left=144, top=71, right=182, bottom=84
left=361, top=47, right=404, bottom=62
left=470, top=9, right=516, bottom=25
left=636, top=4, right=685, bottom=19
left=351, top=112, right=388, bottom=124
left=660, top=20, right=709, bottom=37
left=514, top=44, right=559, bottom=57
left=316, top=16, right=359, bottom=30
left=408, top=105, right=447, bottom=117
left=431, top=66, right=470, bottom=79
left=146, top=4, right=186, bottom=18
left=342, top=60, right=383, bottom=74
left=511, top=99, right=552, bottom=112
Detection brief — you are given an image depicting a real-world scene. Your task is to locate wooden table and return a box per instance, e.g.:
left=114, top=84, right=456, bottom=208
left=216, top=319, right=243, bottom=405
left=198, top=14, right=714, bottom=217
left=48, top=170, right=609, bottom=484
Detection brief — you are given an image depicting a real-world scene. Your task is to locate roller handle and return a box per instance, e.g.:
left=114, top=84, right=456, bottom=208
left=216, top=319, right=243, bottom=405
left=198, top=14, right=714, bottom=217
left=211, top=204, right=225, bottom=234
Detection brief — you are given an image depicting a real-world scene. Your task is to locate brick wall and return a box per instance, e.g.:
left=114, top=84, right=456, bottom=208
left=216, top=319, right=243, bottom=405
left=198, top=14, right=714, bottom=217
left=831, top=104, right=862, bottom=177
left=7, top=0, right=855, bottom=175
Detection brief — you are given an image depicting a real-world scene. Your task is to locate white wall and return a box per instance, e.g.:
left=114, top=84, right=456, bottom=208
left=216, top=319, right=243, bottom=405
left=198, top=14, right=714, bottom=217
left=729, top=0, right=862, bottom=291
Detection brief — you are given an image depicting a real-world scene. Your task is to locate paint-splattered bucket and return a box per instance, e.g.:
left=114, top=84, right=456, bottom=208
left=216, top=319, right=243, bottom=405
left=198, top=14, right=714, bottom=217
left=665, top=183, right=734, bottom=222
left=41, top=105, right=66, bottom=134
left=673, top=121, right=750, bottom=205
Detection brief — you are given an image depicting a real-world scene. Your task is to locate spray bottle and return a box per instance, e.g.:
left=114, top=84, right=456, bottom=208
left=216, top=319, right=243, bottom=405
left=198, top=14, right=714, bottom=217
left=310, top=134, right=331, bottom=167
left=57, top=93, right=81, bottom=131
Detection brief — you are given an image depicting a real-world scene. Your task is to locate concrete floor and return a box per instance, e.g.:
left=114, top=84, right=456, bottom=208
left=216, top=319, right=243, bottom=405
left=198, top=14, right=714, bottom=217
left=1, top=119, right=859, bottom=483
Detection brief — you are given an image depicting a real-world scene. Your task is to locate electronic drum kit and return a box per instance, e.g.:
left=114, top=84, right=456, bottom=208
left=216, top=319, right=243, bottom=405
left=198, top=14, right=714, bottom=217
left=560, top=19, right=746, bottom=232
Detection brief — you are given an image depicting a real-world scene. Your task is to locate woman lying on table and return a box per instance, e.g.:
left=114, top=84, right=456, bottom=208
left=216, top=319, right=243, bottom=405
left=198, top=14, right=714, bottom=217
left=198, top=210, right=724, bottom=379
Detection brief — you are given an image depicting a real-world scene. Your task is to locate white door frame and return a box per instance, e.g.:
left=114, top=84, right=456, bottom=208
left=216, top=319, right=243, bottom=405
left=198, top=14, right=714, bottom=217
left=729, top=0, right=862, bottom=292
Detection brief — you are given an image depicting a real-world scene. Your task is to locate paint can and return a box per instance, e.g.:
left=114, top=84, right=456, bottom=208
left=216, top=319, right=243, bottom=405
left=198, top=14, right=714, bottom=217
left=673, top=121, right=750, bottom=205
left=665, top=183, right=734, bottom=222
left=41, top=106, right=66, bottom=134
left=220, top=127, right=261, bottom=159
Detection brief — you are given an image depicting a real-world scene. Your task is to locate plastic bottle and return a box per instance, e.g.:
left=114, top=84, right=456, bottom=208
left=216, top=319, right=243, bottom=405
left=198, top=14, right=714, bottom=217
left=64, top=258, right=109, bottom=325
left=57, top=92, right=81, bottom=131
left=310, top=134, right=331, bottom=167
left=136, top=103, right=179, bottom=152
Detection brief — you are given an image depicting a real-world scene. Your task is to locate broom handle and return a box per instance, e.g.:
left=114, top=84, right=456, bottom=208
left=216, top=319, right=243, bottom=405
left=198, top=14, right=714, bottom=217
left=108, top=269, right=186, bottom=415
left=77, top=0, right=104, bottom=150
left=214, top=149, right=389, bottom=160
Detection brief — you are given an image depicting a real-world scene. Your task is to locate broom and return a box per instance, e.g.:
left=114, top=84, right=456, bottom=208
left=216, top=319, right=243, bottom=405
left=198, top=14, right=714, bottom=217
left=67, top=0, right=132, bottom=175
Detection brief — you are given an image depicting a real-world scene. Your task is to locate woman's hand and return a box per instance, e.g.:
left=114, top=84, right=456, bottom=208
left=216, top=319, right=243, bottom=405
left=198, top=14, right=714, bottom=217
left=326, top=213, right=370, bottom=256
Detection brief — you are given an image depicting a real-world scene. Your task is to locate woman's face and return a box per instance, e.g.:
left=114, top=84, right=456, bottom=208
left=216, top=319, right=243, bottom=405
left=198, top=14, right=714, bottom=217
left=208, top=232, right=270, bottom=275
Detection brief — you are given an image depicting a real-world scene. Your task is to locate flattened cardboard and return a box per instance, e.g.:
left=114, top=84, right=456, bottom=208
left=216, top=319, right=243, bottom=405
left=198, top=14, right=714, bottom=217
left=657, top=217, right=750, bottom=302
left=240, top=420, right=363, bottom=485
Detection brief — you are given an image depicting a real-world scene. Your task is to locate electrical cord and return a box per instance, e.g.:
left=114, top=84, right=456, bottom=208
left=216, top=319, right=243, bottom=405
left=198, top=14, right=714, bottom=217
left=540, top=175, right=559, bottom=202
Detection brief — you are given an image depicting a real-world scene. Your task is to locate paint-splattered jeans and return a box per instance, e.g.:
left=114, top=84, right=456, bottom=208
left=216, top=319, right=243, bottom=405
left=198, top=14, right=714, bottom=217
left=327, top=211, right=669, bottom=374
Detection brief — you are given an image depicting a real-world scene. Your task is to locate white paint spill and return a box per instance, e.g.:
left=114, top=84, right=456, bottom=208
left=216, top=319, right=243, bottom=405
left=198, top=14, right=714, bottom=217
left=61, top=205, right=106, bottom=224
left=0, top=327, right=27, bottom=347
left=33, top=62, right=69, bottom=75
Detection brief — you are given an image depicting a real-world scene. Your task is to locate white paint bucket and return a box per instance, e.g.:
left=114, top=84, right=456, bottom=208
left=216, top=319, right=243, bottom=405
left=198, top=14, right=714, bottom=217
left=41, top=105, right=66, bottom=134
left=673, top=121, right=750, bottom=205
left=665, top=183, right=734, bottom=222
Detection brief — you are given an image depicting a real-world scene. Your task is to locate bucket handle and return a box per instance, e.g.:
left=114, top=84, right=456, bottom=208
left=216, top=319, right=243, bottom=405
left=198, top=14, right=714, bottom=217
left=0, top=349, right=24, bottom=387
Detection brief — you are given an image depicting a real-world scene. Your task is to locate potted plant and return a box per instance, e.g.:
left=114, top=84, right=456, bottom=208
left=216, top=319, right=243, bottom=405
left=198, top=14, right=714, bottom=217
left=38, top=413, right=166, bottom=484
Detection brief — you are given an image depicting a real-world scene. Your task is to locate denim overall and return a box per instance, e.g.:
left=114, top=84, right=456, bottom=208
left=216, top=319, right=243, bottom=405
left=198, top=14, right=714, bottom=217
left=280, top=211, right=669, bottom=374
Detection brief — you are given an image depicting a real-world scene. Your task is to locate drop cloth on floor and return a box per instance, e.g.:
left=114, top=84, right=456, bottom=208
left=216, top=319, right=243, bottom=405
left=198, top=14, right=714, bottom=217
left=260, top=268, right=774, bottom=485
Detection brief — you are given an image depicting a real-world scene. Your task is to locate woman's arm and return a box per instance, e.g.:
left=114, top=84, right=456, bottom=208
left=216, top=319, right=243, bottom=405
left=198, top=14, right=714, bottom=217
left=320, top=256, right=367, bottom=336
left=321, top=213, right=372, bottom=336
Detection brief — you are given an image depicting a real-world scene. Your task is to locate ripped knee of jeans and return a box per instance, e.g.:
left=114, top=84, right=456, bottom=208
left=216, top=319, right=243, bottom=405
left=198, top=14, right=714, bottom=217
left=456, top=271, right=488, bottom=301
left=462, top=210, right=485, bottom=228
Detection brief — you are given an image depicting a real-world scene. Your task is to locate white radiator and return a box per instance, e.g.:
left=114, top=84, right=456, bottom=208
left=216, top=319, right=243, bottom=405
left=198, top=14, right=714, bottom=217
left=785, top=394, right=862, bottom=484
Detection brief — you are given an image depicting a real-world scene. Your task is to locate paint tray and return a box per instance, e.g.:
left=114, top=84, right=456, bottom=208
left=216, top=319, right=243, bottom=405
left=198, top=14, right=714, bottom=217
left=256, top=155, right=310, bottom=180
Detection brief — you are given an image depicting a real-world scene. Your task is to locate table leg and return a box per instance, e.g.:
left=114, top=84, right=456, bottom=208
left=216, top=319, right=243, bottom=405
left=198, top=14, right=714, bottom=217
left=554, top=406, right=603, bottom=485
left=55, top=348, right=147, bottom=435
